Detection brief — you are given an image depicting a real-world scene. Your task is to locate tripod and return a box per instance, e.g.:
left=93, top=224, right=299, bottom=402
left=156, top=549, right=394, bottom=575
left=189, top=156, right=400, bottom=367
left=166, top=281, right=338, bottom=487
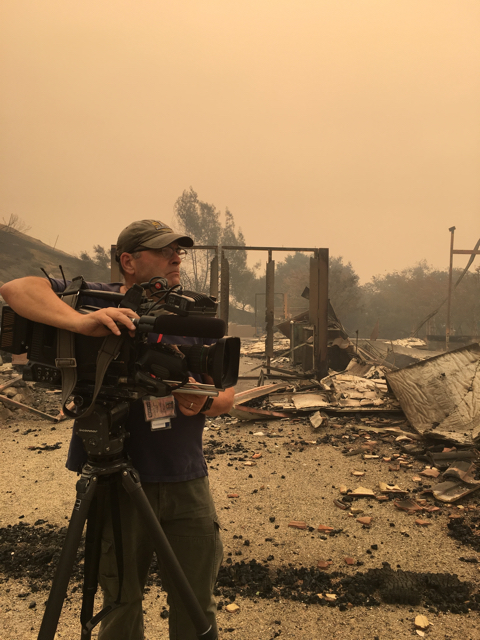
left=37, top=403, right=218, bottom=640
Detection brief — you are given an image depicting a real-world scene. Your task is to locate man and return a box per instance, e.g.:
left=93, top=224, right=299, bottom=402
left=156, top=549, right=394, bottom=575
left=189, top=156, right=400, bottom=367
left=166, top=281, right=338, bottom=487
left=0, top=219, right=234, bottom=639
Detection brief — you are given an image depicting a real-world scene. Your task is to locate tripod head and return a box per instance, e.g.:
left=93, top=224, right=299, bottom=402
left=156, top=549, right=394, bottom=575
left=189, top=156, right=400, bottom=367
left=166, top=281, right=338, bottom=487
left=72, top=399, right=130, bottom=463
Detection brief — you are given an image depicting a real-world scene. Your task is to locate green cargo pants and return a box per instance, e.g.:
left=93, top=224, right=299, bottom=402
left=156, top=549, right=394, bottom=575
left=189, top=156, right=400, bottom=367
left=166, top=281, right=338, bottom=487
left=97, top=476, right=223, bottom=640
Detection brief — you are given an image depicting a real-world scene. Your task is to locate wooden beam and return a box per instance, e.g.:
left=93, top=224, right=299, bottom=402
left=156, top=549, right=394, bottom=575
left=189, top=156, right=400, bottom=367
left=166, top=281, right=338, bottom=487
left=265, top=257, right=275, bottom=367
left=0, top=394, right=60, bottom=421
left=310, top=249, right=329, bottom=379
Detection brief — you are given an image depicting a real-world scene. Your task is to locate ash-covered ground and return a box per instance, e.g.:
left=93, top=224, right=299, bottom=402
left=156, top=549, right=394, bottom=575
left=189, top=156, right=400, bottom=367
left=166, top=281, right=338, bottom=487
left=1, top=360, right=480, bottom=639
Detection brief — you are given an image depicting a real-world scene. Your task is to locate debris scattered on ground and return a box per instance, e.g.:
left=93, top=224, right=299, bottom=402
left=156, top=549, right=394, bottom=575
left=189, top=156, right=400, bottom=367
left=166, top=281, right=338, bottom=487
left=288, top=521, right=308, bottom=530
left=414, top=614, right=430, bottom=630
left=2, top=522, right=478, bottom=614
left=432, top=459, right=480, bottom=503
left=231, top=365, right=400, bottom=420
left=2, top=330, right=480, bottom=637
left=27, top=442, right=62, bottom=452
left=0, top=363, right=62, bottom=423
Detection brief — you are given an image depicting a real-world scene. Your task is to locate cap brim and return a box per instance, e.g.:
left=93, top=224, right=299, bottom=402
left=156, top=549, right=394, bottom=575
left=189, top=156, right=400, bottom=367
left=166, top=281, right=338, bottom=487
left=142, top=232, right=194, bottom=249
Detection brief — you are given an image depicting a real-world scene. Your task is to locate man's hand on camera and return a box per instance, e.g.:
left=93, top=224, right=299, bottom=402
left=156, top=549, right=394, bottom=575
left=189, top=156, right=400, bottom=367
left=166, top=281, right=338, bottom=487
left=173, top=378, right=207, bottom=416
left=173, top=376, right=235, bottom=417
left=74, top=308, right=139, bottom=337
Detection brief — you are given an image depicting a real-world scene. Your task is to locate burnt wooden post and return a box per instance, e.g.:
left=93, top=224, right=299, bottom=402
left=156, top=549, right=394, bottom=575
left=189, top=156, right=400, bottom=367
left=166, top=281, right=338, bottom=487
left=220, top=250, right=230, bottom=328
left=310, top=248, right=329, bottom=379
left=265, top=251, right=275, bottom=373
left=209, top=248, right=219, bottom=300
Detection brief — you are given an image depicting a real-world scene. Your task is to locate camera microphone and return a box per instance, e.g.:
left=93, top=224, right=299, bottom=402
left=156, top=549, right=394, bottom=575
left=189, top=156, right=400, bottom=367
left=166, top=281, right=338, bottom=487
left=133, top=314, right=226, bottom=339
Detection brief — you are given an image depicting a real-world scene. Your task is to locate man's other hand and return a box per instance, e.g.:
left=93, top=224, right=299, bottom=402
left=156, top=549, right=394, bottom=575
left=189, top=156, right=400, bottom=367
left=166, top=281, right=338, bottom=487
left=74, top=307, right=138, bottom=337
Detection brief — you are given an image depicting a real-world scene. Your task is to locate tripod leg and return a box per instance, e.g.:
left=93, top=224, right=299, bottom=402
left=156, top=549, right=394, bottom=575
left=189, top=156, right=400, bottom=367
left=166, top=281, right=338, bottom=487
left=80, top=483, right=108, bottom=639
left=37, top=474, right=98, bottom=640
left=121, top=469, right=218, bottom=640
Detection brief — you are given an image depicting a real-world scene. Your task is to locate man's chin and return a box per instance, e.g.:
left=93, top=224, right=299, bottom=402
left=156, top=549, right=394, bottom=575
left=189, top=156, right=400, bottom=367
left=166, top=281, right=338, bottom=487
left=166, top=274, right=181, bottom=287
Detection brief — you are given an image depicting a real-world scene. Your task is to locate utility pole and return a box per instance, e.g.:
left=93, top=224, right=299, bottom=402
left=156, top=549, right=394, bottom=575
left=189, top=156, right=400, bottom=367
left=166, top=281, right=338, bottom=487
left=445, top=227, right=455, bottom=351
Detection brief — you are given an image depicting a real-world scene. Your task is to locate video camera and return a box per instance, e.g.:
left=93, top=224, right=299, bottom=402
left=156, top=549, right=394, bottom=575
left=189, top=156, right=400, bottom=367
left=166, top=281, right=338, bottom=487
left=0, top=275, right=240, bottom=411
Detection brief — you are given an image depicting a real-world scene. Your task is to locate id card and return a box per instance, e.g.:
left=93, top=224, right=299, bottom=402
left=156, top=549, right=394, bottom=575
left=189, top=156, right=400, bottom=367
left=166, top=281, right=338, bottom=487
left=143, top=395, right=176, bottom=422
left=150, top=418, right=172, bottom=431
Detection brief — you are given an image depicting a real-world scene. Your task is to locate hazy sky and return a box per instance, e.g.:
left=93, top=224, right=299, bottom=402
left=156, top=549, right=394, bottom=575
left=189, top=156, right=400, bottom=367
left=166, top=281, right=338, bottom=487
left=1, top=0, right=479, bottom=283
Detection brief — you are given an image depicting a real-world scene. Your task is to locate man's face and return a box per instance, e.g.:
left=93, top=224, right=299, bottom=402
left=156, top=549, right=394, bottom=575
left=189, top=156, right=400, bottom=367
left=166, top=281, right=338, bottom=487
left=126, top=242, right=183, bottom=287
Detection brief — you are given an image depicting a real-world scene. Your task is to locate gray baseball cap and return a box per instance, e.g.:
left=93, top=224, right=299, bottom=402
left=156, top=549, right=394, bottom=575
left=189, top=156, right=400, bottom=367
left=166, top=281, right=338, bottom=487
left=115, top=220, right=194, bottom=260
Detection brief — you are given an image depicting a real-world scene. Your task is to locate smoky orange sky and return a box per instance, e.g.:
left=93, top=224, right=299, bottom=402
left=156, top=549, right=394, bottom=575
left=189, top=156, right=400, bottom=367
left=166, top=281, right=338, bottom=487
left=1, top=0, right=479, bottom=283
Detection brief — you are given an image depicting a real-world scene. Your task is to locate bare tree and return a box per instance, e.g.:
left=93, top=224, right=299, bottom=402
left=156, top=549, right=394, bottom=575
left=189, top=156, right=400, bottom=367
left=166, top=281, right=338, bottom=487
left=1, top=214, right=31, bottom=235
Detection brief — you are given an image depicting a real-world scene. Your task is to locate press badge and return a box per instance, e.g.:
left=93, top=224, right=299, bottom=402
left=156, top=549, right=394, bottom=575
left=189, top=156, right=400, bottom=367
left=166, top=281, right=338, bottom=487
left=143, top=395, right=176, bottom=431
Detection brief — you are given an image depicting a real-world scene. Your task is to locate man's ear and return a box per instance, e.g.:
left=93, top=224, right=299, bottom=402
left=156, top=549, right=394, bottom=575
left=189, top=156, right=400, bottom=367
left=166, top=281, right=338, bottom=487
left=120, top=252, right=136, bottom=275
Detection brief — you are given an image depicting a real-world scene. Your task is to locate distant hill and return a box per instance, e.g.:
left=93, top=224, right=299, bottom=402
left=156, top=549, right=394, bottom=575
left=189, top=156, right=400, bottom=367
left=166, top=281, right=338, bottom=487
left=0, top=225, right=112, bottom=291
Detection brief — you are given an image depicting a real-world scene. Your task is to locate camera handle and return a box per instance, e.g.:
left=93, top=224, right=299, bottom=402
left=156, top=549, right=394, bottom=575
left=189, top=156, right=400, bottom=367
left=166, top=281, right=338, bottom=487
left=37, top=456, right=218, bottom=640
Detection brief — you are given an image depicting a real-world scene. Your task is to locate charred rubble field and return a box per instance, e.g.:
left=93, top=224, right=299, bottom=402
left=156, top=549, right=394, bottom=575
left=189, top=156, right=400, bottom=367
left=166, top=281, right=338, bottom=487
left=1, top=357, right=480, bottom=639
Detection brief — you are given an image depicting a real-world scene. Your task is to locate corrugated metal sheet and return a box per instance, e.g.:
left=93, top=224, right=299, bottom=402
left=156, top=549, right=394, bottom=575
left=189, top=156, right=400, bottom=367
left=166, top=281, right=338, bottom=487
left=386, top=343, right=480, bottom=445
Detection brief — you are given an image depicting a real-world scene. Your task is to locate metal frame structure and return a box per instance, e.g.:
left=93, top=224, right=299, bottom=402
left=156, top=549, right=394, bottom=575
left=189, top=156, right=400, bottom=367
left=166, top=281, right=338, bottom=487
left=222, top=245, right=329, bottom=380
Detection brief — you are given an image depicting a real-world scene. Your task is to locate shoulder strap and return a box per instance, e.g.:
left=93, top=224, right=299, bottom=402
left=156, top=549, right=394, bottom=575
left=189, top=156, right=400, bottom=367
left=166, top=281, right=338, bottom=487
left=61, top=332, right=127, bottom=419
left=56, top=277, right=86, bottom=412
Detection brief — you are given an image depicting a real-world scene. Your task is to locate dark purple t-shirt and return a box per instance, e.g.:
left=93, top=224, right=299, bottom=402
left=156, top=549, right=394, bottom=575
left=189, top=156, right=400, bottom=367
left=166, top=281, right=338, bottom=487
left=50, top=279, right=210, bottom=483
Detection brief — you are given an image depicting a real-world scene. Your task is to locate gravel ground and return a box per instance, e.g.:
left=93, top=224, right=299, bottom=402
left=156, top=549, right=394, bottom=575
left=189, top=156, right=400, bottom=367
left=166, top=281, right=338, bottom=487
left=1, top=363, right=480, bottom=639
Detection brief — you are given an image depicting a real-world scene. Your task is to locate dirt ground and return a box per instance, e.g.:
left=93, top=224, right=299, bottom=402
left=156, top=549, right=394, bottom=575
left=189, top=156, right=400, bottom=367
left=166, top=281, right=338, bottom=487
left=1, top=357, right=480, bottom=640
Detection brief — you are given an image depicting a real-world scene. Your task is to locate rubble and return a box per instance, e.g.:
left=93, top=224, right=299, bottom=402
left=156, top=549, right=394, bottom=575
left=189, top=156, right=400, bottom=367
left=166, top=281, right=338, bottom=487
left=228, top=405, right=289, bottom=421
left=432, top=460, right=480, bottom=503
left=231, top=363, right=401, bottom=421
left=414, top=614, right=430, bottom=630
left=391, top=338, right=427, bottom=349
left=232, top=333, right=480, bottom=522
left=240, top=337, right=290, bottom=358
left=317, top=559, right=332, bottom=569
left=288, top=521, right=308, bottom=530
left=385, top=343, right=480, bottom=446
left=292, top=393, right=330, bottom=410
left=309, top=411, right=328, bottom=429
left=0, top=364, right=62, bottom=422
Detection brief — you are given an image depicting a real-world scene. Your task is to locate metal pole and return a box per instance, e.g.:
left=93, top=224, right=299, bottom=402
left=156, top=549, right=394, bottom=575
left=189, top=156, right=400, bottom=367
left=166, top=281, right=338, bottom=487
left=446, top=226, right=455, bottom=351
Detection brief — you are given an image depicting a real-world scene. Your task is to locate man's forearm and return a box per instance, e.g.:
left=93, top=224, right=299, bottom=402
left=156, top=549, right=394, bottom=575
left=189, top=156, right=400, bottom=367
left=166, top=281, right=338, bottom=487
left=0, top=276, right=137, bottom=337
left=0, top=277, right=81, bottom=329
left=203, top=383, right=235, bottom=417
